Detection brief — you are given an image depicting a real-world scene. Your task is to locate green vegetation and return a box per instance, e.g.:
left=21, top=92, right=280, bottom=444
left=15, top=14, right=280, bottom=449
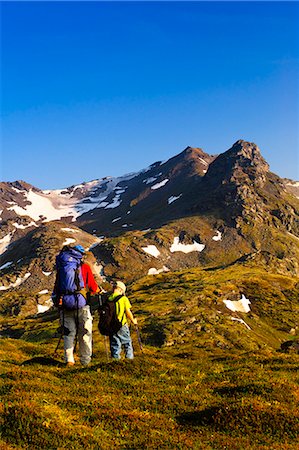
left=1, top=338, right=298, bottom=449
left=1, top=264, right=299, bottom=448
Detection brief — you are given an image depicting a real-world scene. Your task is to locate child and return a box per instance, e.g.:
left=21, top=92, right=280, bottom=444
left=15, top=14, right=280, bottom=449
left=108, top=281, right=137, bottom=360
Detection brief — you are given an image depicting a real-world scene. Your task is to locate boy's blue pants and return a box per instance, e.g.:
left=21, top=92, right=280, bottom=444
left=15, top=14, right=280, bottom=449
left=110, top=323, right=134, bottom=359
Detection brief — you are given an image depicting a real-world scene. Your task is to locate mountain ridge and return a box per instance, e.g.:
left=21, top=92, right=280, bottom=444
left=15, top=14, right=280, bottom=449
left=1, top=139, right=299, bottom=318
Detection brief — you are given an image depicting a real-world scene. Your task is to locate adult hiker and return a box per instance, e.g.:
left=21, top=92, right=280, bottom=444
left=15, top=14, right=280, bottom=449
left=52, top=244, right=100, bottom=366
left=106, top=280, right=137, bottom=360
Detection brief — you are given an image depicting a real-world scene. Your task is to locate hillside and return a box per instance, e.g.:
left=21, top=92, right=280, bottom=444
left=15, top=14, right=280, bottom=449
left=1, top=139, right=299, bottom=448
left=1, top=265, right=299, bottom=448
left=1, top=140, right=299, bottom=321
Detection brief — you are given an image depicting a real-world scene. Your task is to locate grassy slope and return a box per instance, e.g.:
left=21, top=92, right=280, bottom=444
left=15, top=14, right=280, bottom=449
left=130, top=265, right=299, bottom=351
left=1, top=264, right=299, bottom=449
left=1, top=339, right=299, bottom=449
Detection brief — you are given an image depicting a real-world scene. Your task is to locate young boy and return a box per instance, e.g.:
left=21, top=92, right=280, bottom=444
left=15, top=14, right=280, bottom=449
left=108, top=281, right=137, bottom=360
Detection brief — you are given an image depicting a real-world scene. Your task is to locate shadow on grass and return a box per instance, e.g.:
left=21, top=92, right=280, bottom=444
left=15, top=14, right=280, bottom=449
left=82, top=356, right=156, bottom=377
left=21, top=356, right=64, bottom=367
left=177, top=403, right=299, bottom=440
left=141, top=318, right=167, bottom=347
left=174, top=352, right=194, bottom=359
left=177, top=408, right=217, bottom=427
left=215, top=384, right=272, bottom=397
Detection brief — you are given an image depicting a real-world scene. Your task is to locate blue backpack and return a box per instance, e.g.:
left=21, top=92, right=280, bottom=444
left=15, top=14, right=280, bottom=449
left=55, top=247, right=86, bottom=310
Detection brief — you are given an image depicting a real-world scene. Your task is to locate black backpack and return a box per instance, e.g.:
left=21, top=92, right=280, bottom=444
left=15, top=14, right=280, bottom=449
left=98, top=294, right=124, bottom=336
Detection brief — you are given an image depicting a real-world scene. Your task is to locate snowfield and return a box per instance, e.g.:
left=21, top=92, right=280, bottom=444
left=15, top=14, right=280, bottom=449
left=5, top=173, right=138, bottom=223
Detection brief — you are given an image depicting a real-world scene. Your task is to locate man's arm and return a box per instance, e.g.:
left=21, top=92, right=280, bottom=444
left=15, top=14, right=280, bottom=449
left=81, top=263, right=99, bottom=294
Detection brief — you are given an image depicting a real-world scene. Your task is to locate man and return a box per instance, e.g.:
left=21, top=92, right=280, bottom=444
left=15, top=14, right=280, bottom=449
left=53, top=244, right=100, bottom=366
left=108, top=280, right=137, bottom=360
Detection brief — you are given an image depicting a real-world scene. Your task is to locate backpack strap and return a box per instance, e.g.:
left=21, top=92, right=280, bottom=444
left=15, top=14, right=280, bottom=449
left=113, top=295, right=126, bottom=326
left=74, top=266, right=87, bottom=299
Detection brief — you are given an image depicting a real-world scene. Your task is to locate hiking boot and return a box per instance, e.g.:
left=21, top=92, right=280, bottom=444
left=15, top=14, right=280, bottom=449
left=66, top=361, right=75, bottom=367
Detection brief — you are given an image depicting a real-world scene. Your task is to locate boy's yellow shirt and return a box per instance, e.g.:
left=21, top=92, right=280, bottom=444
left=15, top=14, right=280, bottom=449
left=109, top=292, right=132, bottom=326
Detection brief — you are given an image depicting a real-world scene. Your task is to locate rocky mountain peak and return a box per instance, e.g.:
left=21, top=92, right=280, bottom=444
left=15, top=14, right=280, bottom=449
left=163, top=146, right=215, bottom=178
left=181, top=145, right=213, bottom=160
left=205, top=140, right=269, bottom=189
left=227, top=140, right=269, bottom=172
left=10, top=180, right=40, bottom=192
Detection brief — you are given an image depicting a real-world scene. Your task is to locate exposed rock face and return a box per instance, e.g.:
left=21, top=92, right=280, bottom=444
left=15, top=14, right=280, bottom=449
left=191, top=140, right=271, bottom=220
left=0, top=181, right=38, bottom=222
left=206, top=140, right=269, bottom=185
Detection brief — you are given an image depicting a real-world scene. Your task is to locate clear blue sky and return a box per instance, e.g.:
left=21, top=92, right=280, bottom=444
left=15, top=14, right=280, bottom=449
left=1, top=1, right=298, bottom=189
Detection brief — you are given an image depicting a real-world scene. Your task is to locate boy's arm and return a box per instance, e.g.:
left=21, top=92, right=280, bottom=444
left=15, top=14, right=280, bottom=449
left=125, top=307, right=137, bottom=325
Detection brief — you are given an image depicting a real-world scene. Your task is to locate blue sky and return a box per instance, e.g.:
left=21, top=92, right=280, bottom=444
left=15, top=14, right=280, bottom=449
left=1, top=1, right=298, bottom=189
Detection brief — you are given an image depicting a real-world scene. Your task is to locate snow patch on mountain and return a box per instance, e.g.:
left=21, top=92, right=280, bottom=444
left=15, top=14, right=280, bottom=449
left=62, top=238, right=76, bottom=246
left=61, top=227, right=80, bottom=233
left=13, top=221, right=38, bottom=229
left=151, top=179, right=169, bottom=190
left=0, top=261, right=13, bottom=270
left=223, top=294, right=251, bottom=313
left=142, top=245, right=160, bottom=258
left=38, top=289, right=49, bottom=295
left=148, top=266, right=170, bottom=275
left=8, top=189, right=76, bottom=221
left=144, top=177, right=158, bottom=185
left=0, top=233, right=14, bottom=255
left=105, top=194, right=122, bottom=209
left=37, top=298, right=53, bottom=314
left=0, top=272, right=31, bottom=291
left=212, top=230, right=222, bottom=241
left=96, top=201, right=109, bottom=208
left=6, top=173, right=138, bottom=223
left=198, top=157, right=208, bottom=166
left=168, top=194, right=182, bottom=205
left=170, top=237, right=205, bottom=253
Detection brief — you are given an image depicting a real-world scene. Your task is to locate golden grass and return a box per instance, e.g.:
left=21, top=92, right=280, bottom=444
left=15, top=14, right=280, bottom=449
left=1, top=264, right=299, bottom=448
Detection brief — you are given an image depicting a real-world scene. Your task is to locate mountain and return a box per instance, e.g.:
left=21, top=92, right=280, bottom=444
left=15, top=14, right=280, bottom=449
left=0, top=146, right=215, bottom=235
left=89, top=140, right=299, bottom=282
left=2, top=141, right=299, bottom=450
left=0, top=140, right=298, bottom=321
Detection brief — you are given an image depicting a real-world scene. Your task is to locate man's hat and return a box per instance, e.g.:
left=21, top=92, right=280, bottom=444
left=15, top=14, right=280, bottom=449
left=74, top=244, right=85, bottom=254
